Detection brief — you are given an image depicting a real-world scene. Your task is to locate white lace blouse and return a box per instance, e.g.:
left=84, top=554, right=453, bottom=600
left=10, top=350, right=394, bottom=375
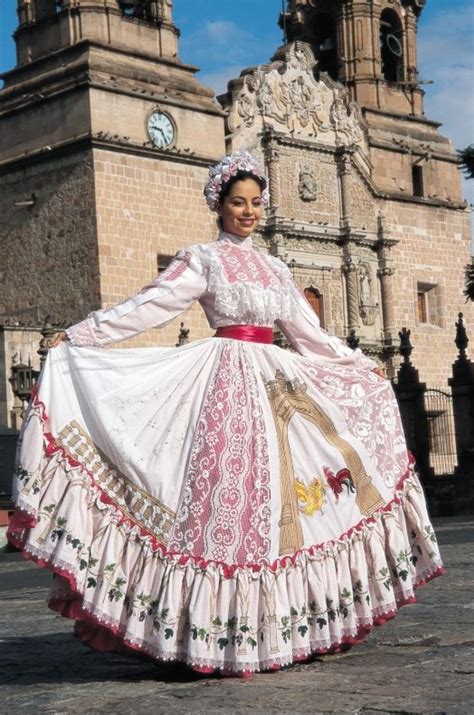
left=66, top=232, right=377, bottom=370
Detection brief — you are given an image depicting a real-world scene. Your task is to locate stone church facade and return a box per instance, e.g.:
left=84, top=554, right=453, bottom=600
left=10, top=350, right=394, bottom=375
left=0, top=0, right=472, bottom=427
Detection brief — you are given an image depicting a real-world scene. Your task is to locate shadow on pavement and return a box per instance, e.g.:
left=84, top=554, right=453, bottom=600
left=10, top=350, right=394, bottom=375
left=0, top=632, right=208, bottom=686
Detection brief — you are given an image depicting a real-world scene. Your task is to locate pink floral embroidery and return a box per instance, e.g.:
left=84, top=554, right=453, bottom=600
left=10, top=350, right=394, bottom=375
left=304, top=362, right=408, bottom=488
left=217, top=242, right=282, bottom=290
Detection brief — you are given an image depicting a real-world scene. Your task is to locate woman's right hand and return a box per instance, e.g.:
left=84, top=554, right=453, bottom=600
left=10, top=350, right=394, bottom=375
left=49, top=331, right=68, bottom=348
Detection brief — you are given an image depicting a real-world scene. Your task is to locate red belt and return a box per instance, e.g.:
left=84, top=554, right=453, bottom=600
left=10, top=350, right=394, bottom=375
left=214, top=325, right=273, bottom=344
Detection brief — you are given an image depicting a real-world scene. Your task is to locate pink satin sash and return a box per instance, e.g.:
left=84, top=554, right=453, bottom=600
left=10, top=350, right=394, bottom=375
left=214, top=325, right=273, bottom=344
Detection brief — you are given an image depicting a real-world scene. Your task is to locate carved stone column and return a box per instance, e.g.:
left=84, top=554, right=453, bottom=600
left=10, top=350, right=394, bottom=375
left=405, top=7, right=418, bottom=84
left=17, top=1, right=35, bottom=26
left=343, top=257, right=360, bottom=332
left=377, top=212, right=396, bottom=342
left=262, top=132, right=281, bottom=213
left=378, top=266, right=395, bottom=340
left=338, top=150, right=353, bottom=232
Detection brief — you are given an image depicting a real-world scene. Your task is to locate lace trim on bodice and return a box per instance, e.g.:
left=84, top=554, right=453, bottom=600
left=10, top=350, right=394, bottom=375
left=202, top=234, right=298, bottom=325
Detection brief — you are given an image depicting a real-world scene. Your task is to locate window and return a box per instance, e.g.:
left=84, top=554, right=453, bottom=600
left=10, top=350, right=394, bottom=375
left=412, top=164, right=424, bottom=197
left=304, top=287, right=325, bottom=328
left=417, top=290, right=427, bottom=323
left=119, top=1, right=159, bottom=24
left=417, top=282, right=442, bottom=327
left=380, top=10, right=404, bottom=82
left=313, top=14, right=339, bottom=80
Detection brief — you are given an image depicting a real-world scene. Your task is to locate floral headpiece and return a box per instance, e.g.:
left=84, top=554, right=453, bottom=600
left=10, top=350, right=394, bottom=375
left=204, top=150, right=270, bottom=211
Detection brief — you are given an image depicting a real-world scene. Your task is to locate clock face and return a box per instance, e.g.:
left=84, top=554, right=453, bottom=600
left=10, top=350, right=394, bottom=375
left=147, top=112, right=175, bottom=148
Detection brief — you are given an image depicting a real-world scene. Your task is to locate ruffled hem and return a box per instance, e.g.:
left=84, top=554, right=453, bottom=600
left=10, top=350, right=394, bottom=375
left=8, top=437, right=445, bottom=672
left=8, top=525, right=445, bottom=675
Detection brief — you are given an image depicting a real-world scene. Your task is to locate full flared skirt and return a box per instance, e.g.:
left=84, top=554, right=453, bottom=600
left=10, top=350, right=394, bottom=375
left=8, top=339, right=444, bottom=672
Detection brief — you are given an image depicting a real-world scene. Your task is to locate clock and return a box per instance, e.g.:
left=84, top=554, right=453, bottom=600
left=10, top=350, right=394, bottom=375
left=147, top=111, right=176, bottom=148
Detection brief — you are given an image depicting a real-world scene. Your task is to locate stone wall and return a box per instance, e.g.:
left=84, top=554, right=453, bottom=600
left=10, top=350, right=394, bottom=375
left=93, top=149, right=217, bottom=347
left=0, top=150, right=100, bottom=327
left=385, top=199, right=472, bottom=385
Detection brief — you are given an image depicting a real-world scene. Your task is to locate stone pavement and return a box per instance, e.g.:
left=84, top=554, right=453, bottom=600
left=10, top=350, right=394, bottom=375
left=1, top=517, right=473, bottom=715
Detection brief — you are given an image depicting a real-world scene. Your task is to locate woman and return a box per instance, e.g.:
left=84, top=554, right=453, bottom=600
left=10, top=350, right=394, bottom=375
left=8, top=151, right=444, bottom=677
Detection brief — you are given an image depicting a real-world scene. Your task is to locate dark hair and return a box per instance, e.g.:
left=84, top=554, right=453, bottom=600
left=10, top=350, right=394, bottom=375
left=218, top=170, right=267, bottom=205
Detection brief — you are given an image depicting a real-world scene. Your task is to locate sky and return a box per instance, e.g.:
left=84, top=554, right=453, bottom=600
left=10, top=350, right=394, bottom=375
left=0, top=0, right=473, bottom=206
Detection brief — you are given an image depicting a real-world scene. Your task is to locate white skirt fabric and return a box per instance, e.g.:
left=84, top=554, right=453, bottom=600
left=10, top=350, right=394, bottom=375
left=9, top=339, right=444, bottom=672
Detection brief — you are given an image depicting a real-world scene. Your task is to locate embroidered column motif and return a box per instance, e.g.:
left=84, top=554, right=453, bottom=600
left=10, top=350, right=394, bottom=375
left=55, top=421, right=176, bottom=544
left=264, top=370, right=385, bottom=556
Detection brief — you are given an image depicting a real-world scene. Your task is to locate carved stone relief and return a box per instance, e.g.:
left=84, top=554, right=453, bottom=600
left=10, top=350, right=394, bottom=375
left=298, top=165, right=317, bottom=201
left=358, top=263, right=378, bottom=326
left=222, top=42, right=369, bottom=154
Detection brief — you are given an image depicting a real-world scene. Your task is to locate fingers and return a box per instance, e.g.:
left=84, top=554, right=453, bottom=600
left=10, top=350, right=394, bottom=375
left=49, top=332, right=68, bottom=348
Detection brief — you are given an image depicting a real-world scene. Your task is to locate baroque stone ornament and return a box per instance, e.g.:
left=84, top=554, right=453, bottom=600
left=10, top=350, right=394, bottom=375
left=358, top=263, right=378, bottom=327
left=220, top=41, right=369, bottom=154
left=298, top=165, right=317, bottom=201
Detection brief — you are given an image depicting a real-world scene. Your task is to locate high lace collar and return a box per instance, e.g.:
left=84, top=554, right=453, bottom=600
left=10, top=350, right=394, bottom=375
left=217, top=231, right=253, bottom=249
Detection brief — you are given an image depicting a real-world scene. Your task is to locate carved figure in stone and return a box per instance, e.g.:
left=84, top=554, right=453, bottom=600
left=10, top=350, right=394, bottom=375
left=298, top=165, right=318, bottom=201
left=330, top=98, right=348, bottom=131
left=358, top=263, right=378, bottom=326
left=258, top=77, right=274, bottom=116
left=238, top=75, right=257, bottom=126
left=346, top=103, right=365, bottom=145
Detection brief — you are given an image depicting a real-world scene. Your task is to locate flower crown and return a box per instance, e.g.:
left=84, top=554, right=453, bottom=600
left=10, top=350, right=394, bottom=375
left=204, top=150, right=270, bottom=211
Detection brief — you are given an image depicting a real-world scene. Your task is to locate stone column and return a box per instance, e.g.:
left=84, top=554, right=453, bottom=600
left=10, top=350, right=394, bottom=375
left=378, top=266, right=395, bottom=340
left=262, top=133, right=281, bottom=214
left=159, top=0, right=173, bottom=23
left=338, top=150, right=352, bottom=232
left=405, top=8, right=418, bottom=84
left=17, top=0, right=35, bottom=26
left=377, top=213, right=396, bottom=341
left=343, top=257, right=360, bottom=332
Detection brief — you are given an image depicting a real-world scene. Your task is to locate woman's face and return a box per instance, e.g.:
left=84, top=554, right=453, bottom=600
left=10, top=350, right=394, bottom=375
left=217, top=178, right=263, bottom=238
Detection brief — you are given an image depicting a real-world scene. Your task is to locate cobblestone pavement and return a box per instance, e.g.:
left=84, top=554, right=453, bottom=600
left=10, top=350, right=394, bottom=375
left=1, top=517, right=473, bottom=715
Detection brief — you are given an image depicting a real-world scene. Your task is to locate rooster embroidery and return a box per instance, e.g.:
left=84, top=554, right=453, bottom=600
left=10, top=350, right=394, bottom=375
left=295, top=477, right=326, bottom=516
left=323, top=466, right=355, bottom=501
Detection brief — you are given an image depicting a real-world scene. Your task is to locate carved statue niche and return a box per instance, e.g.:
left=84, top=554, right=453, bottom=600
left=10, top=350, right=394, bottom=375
left=358, top=263, right=378, bottom=326
left=298, top=164, right=317, bottom=201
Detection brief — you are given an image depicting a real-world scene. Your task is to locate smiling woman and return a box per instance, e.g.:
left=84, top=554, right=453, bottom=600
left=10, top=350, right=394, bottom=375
left=217, top=174, right=265, bottom=237
left=9, top=149, right=444, bottom=678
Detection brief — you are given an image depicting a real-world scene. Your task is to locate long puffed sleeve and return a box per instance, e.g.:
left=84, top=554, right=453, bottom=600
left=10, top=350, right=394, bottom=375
left=66, top=249, right=206, bottom=346
left=277, top=284, right=378, bottom=370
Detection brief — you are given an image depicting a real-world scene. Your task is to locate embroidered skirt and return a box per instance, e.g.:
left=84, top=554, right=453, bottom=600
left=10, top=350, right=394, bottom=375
left=8, top=338, right=444, bottom=672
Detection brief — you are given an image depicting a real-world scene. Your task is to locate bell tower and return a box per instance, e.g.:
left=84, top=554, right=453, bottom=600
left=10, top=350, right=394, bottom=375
left=15, top=1, right=178, bottom=67
left=280, top=0, right=426, bottom=115
left=0, top=1, right=224, bottom=342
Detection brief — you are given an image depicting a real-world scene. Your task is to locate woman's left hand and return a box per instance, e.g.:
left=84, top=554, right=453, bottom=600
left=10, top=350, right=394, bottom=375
left=372, top=367, right=387, bottom=379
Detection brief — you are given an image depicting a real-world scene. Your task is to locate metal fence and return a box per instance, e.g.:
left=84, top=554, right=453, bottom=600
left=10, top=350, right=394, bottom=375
left=424, top=388, right=458, bottom=476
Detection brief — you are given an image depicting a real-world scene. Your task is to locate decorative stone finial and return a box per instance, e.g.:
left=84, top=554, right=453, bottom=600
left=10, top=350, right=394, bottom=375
left=454, top=312, right=469, bottom=361
left=176, top=322, right=190, bottom=347
left=398, top=327, right=413, bottom=364
left=347, top=329, right=360, bottom=350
